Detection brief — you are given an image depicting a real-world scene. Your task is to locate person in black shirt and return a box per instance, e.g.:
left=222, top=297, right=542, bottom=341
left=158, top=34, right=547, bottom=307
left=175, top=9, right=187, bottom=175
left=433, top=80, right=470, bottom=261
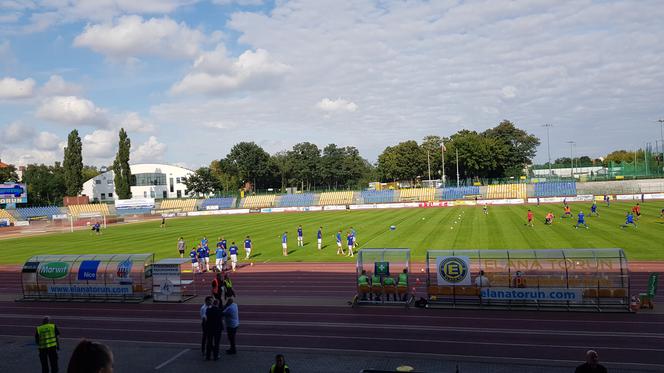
left=575, top=350, right=607, bottom=373
left=205, top=300, right=224, bottom=361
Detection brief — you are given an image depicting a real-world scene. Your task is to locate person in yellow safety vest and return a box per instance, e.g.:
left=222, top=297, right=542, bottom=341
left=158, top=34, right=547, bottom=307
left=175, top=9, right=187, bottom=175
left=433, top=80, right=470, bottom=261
left=398, top=268, right=409, bottom=301
left=371, top=273, right=382, bottom=301
left=270, top=354, right=290, bottom=373
left=383, top=275, right=396, bottom=301
left=35, top=316, right=60, bottom=373
left=223, top=273, right=235, bottom=299
left=358, top=270, right=369, bottom=300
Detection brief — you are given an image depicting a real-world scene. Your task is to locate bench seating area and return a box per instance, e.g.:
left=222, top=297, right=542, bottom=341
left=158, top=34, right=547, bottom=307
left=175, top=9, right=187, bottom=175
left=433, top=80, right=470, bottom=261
left=68, top=204, right=111, bottom=217
left=318, top=191, right=354, bottom=205
left=534, top=181, right=577, bottom=197
left=487, top=184, right=527, bottom=199
left=242, top=195, right=276, bottom=208
left=200, top=197, right=235, bottom=209
left=15, top=206, right=62, bottom=219
left=159, top=199, right=197, bottom=212
left=361, top=190, right=395, bottom=203
left=278, top=193, right=315, bottom=207
left=0, top=209, right=16, bottom=223
left=441, top=186, right=481, bottom=200
left=398, top=188, right=435, bottom=202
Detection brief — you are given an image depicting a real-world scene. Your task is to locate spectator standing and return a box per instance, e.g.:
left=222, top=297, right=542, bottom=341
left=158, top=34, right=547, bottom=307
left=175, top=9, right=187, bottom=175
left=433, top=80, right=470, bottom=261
left=205, top=300, right=224, bottom=361
left=211, top=273, right=222, bottom=303
left=200, top=297, right=213, bottom=357
left=177, top=237, right=186, bottom=258
left=67, top=339, right=113, bottom=373
left=223, top=298, right=240, bottom=354
left=575, top=350, right=607, bottom=373
left=270, top=354, right=290, bottom=373
left=474, top=270, right=490, bottom=287
left=35, top=316, right=60, bottom=373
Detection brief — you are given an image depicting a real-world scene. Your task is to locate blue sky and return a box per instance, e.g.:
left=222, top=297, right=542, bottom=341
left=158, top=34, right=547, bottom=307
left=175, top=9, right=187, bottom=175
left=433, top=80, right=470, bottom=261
left=1, top=0, right=663, bottom=169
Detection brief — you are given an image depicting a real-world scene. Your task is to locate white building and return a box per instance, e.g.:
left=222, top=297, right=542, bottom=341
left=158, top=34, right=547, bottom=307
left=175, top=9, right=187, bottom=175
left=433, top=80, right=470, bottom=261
left=82, top=163, right=194, bottom=202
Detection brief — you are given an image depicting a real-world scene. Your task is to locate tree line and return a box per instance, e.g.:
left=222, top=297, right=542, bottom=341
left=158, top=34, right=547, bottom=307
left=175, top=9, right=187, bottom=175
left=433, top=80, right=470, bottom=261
left=0, top=129, right=132, bottom=206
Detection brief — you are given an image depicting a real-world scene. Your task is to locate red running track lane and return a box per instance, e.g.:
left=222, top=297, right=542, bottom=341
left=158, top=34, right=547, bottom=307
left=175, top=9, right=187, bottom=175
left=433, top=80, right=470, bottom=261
left=0, top=262, right=663, bottom=369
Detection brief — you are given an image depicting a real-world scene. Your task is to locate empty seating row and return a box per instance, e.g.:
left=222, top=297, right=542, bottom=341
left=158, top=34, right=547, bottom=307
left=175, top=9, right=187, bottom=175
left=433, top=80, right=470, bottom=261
left=398, top=188, right=435, bottom=202
left=242, top=195, right=276, bottom=208
left=0, top=209, right=16, bottom=223
left=115, top=207, right=152, bottom=215
left=15, top=206, right=63, bottom=219
left=68, top=204, right=111, bottom=217
left=159, top=199, right=197, bottom=212
left=486, top=184, right=527, bottom=199
left=534, top=182, right=577, bottom=197
left=441, top=186, right=481, bottom=200
left=361, top=190, right=395, bottom=203
left=318, top=191, right=354, bottom=205
left=278, top=193, right=315, bottom=207
left=200, top=197, right=235, bottom=209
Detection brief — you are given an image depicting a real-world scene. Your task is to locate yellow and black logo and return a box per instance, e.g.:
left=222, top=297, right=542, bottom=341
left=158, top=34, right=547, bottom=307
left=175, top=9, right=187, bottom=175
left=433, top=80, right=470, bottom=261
left=439, top=257, right=468, bottom=283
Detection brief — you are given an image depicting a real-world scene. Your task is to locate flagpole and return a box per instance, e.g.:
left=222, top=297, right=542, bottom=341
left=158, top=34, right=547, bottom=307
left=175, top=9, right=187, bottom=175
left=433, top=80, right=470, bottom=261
left=456, top=148, right=460, bottom=188
left=427, top=150, right=432, bottom=183
left=441, top=143, right=446, bottom=187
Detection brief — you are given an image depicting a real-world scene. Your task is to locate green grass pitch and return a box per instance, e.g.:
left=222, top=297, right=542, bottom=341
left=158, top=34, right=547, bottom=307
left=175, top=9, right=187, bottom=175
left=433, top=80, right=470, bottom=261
left=1, top=202, right=663, bottom=265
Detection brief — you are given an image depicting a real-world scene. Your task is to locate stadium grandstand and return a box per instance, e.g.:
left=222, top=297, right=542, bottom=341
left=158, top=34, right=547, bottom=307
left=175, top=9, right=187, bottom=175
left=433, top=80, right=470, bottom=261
left=68, top=203, right=111, bottom=217
left=318, top=191, right=354, bottom=205
left=487, top=183, right=527, bottom=199
left=242, top=194, right=276, bottom=209
left=441, top=186, right=481, bottom=200
left=534, top=181, right=577, bottom=197
left=398, top=188, right=435, bottom=202
left=158, top=199, right=197, bottom=212
left=0, top=209, right=16, bottom=223
left=360, top=190, right=396, bottom=203
left=15, top=206, right=63, bottom=220
left=200, top=197, right=236, bottom=210
left=278, top=193, right=316, bottom=207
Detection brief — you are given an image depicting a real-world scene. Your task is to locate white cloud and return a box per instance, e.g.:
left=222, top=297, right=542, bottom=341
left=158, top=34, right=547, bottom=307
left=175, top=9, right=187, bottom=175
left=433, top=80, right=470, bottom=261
left=115, top=112, right=155, bottom=133
left=33, top=131, right=61, bottom=151
left=316, top=98, right=358, bottom=113
left=202, top=121, right=237, bottom=130
left=40, top=75, right=83, bottom=96
left=36, top=95, right=108, bottom=126
left=82, top=129, right=116, bottom=162
left=212, top=0, right=263, bottom=6
left=170, top=47, right=291, bottom=95
left=131, top=136, right=166, bottom=162
left=3, top=121, right=35, bottom=143
left=73, top=15, right=211, bottom=60
left=0, top=77, right=35, bottom=99
left=501, top=86, right=518, bottom=99
left=0, top=148, right=61, bottom=166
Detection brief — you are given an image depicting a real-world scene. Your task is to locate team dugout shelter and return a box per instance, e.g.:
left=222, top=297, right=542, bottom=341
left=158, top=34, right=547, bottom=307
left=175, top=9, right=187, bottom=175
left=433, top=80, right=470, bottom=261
left=355, top=248, right=411, bottom=306
left=426, top=248, right=630, bottom=311
left=21, top=254, right=154, bottom=302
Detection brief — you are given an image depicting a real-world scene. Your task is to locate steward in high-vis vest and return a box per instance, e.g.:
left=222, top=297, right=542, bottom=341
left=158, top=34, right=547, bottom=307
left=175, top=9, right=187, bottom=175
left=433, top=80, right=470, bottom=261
left=270, top=354, right=290, bottom=373
left=35, top=316, right=60, bottom=373
left=211, top=273, right=222, bottom=302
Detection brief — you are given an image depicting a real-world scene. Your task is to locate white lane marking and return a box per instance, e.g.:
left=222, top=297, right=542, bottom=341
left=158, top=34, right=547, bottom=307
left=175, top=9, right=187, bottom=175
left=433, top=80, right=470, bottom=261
left=154, top=348, right=189, bottom=370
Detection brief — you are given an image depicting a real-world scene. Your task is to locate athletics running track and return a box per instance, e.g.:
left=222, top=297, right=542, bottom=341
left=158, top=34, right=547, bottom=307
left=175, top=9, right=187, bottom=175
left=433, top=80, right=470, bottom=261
left=0, top=262, right=662, bottom=370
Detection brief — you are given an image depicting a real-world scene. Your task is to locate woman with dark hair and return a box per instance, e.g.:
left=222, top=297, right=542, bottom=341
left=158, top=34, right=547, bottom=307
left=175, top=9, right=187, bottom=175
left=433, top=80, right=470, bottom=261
left=67, top=339, right=113, bottom=373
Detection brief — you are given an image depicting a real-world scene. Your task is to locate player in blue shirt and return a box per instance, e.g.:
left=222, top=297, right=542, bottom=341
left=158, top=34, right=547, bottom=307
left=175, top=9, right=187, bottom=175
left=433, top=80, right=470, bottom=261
left=346, top=232, right=354, bottom=257
left=317, top=227, right=323, bottom=250
left=297, top=225, right=304, bottom=247
left=244, top=236, right=253, bottom=259
left=574, top=211, right=588, bottom=229
left=189, top=246, right=199, bottom=273
left=229, top=242, right=239, bottom=272
left=336, top=230, right=343, bottom=255
left=203, top=243, right=210, bottom=272
left=214, top=240, right=226, bottom=272
left=196, top=243, right=207, bottom=272
left=282, top=232, right=288, bottom=256
left=350, top=226, right=358, bottom=249
left=621, top=211, right=637, bottom=229
left=590, top=201, right=599, bottom=217
left=201, top=236, right=209, bottom=248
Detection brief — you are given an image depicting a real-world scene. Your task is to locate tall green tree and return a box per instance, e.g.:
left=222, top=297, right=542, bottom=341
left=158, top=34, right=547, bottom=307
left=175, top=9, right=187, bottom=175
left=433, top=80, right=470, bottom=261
left=376, top=140, right=425, bottom=182
left=320, top=144, right=344, bottom=189
left=0, top=163, right=19, bottom=183
left=22, top=163, right=67, bottom=206
left=183, top=167, right=220, bottom=196
left=210, top=159, right=240, bottom=194
left=112, top=128, right=132, bottom=199
left=63, top=129, right=84, bottom=196
left=482, top=120, right=540, bottom=177
left=225, top=142, right=270, bottom=190
left=268, top=151, right=293, bottom=192
left=288, top=142, right=321, bottom=190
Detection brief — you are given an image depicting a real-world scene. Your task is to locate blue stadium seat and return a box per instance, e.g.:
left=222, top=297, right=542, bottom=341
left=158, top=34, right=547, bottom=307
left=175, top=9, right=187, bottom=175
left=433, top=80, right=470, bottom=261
left=16, top=206, right=62, bottom=219
left=278, top=193, right=315, bottom=207
left=534, top=182, right=577, bottom=197
left=115, top=207, right=152, bottom=215
left=441, top=186, right=480, bottom=200
left=361, top=190, right=395, bottom=203
left=200, top=197, right=235, bottom=209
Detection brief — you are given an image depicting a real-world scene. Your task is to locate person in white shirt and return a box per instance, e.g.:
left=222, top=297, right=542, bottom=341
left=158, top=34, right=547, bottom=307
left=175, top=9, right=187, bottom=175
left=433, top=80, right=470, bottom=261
left=474, top=270, right=490, bottom=287
left=200, top=296, right=213, bottom=357
left=222, top=298, right=240, bottom=354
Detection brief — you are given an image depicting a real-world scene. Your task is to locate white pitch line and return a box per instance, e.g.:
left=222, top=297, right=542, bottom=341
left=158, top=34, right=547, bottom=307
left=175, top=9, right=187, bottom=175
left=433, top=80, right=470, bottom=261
left=154, top=348, right=189, bottom=370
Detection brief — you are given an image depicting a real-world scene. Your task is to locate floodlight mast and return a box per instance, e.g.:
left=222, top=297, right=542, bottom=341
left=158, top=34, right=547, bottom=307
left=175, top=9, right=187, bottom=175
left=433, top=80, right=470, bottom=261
left=543, top=124, right=553, bottom=177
